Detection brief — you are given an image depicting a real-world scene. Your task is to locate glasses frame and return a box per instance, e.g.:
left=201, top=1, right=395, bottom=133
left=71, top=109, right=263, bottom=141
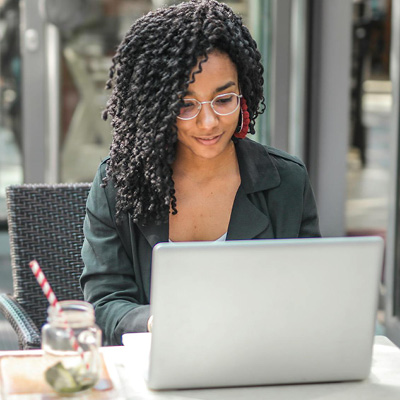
left=177, top=92, right=243, bottom=120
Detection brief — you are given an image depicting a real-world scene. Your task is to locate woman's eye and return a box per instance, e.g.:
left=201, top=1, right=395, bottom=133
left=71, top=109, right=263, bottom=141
left=181, top=100, right=196, bottom=109
left=215, top=95, right=233, bottom=105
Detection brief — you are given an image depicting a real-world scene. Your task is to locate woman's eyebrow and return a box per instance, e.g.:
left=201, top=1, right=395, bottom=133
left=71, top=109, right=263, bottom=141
left=186, top=81, right=237, bottom=96
left=215, top=81, right=236, bottom=93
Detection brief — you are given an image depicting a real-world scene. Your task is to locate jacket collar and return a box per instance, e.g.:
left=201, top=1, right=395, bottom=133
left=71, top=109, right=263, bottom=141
left=138, top=138, right=281, bottom=246
left=226, top=138, right=280, bottom=239
left=234, top=137, right=280, bottom=193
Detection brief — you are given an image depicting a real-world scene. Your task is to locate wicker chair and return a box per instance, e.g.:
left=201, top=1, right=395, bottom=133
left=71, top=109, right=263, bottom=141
left=0, top=183, right=91, bottom=349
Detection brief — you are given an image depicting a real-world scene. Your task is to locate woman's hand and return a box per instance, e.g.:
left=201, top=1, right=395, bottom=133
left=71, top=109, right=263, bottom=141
left=147, top=315, right=154, bottom=332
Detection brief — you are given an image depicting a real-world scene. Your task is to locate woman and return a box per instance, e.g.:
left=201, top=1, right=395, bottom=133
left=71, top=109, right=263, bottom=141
left=80, top=0, right=320, bottom=346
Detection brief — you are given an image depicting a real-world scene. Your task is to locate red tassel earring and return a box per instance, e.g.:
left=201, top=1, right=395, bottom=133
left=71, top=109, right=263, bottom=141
left=234, top=97, right=250, bottom=139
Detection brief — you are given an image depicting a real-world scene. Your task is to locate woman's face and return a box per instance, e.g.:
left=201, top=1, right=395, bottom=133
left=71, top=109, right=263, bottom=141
left=175, top=51, right=240, bottom=161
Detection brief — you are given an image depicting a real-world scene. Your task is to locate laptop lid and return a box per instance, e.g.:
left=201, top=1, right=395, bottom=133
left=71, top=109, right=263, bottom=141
left=146, top=236, right=384, bottom=390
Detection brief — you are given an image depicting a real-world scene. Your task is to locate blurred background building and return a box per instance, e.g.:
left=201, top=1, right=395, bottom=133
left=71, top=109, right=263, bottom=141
left=1, top=0, right=400, bottom=347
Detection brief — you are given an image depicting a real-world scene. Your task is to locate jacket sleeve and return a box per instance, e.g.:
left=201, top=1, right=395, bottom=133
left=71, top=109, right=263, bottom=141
left=80, top=163, right=150, bottom=345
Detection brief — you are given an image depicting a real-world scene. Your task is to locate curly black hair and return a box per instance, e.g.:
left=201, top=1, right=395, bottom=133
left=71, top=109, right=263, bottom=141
left=102, top=0, right=265, bottom=225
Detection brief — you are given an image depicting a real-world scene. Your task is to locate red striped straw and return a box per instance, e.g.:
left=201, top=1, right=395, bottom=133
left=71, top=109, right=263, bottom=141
left=29, top=260, right=89, bottom=369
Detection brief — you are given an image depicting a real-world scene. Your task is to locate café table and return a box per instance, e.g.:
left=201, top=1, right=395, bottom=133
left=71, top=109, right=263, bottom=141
left=1, top=335, right=400, bottom=399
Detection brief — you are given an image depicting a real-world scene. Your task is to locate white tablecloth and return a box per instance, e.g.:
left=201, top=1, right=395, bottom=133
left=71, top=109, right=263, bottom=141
left=101, top=335, right=400, bottom=400
left=1, top=336, right=399, bottom=399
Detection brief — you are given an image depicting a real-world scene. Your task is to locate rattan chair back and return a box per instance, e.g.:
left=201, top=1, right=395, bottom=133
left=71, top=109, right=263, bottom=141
left=6, top=183, right=91, bottom=332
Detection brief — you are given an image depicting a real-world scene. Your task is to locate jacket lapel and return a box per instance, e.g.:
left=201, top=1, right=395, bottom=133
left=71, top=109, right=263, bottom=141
left=227, top=185, right=274, bottom=239
left=227, top=138, right=281, bottom=240
left=137, top=220, right=168, bottom=248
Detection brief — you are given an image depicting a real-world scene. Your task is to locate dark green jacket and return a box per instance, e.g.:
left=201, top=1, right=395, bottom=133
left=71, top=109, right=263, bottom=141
left=80, top=138, right=321, bottom=345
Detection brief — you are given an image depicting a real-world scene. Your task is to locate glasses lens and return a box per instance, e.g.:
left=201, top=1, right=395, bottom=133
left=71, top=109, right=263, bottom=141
left=212, top=93, right=240, bottom=115
left=179, top=99, right=199, bottom=119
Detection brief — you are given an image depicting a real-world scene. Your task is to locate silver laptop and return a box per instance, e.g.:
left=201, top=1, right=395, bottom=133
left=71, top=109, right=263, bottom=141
left=143, top=236, right=384, bottom=390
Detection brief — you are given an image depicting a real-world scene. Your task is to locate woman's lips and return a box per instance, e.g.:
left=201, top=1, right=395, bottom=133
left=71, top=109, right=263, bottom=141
left=195, top=134, right=222, bottom=146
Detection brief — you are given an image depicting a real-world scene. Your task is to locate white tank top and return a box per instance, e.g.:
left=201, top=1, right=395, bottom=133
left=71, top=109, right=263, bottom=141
left=169, top=232, right=227, bottom=243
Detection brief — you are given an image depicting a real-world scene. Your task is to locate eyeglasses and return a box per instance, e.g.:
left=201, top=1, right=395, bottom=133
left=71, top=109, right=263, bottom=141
left=177, top=92, right=242, bottom=120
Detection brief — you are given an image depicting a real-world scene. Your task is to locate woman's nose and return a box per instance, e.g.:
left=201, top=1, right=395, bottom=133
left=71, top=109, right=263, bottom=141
left=196, top=103, right=218, bottom=130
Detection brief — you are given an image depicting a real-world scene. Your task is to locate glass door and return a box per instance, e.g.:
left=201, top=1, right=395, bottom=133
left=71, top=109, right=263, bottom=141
left=385, top=0, right=400, bottom=346
left=0, top=0, right=23, bottom=221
